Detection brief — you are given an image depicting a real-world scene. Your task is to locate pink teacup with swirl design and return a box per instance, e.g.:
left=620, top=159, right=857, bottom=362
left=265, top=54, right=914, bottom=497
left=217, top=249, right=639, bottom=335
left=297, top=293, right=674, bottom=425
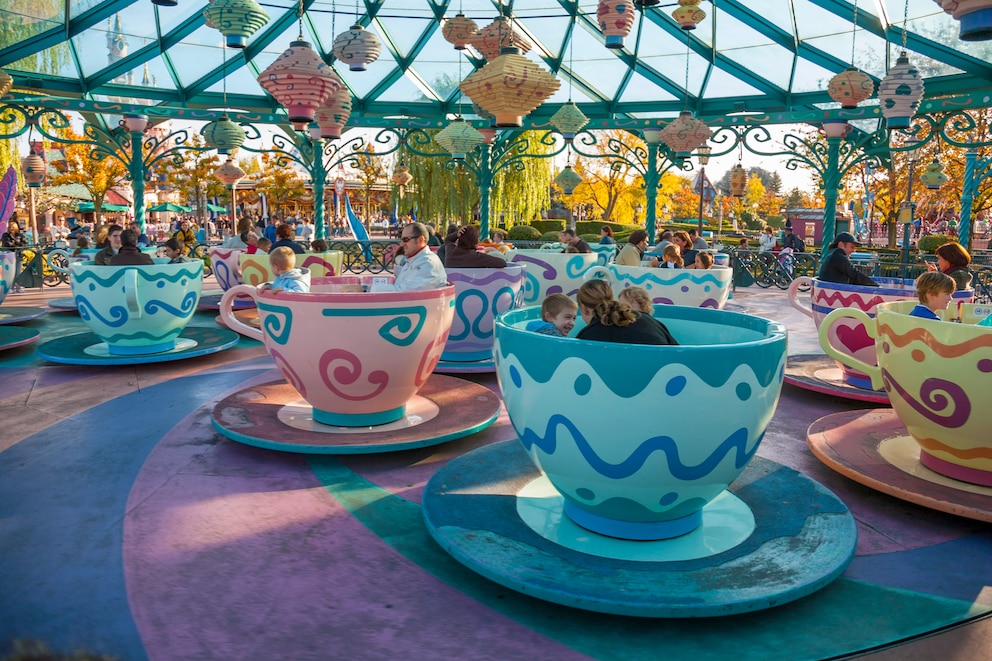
left=820, top=301, right=992, bottom=486
left=219, top=276, right=455, bottom=427
left=789, top=276, right=972, bottom=390
left=239, top=251, right=344, bottom=285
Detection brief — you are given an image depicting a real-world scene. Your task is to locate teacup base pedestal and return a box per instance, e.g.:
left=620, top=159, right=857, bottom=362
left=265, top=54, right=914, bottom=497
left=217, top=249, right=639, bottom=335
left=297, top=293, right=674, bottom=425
left=808, top=409, right=992, bottom=523
left=198, top=292, right=255, bottom=311
left=0, top=306, right=48, bottom=325
left=783, top=354, right=890, bottom=404
left=35, top=327, right=240, bottom=366
left=423, top=440, right=857, bottom=618
left=0, top=326, right=41, bottom=352
left=210, top=374, right=501, bottom=454
left=48, top=297, right=79, bottom=313
left=433, top=356, right=495, bottom=374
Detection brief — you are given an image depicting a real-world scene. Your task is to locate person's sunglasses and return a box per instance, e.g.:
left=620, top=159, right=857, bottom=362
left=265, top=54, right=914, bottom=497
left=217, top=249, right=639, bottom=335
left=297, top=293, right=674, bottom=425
left=401, top=236, right=415, bottom=242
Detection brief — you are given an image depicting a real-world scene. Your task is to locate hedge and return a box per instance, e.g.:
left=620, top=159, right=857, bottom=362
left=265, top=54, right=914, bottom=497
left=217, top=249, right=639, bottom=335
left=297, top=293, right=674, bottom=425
left=918, top=234, right=956, bottom=254
left=507, top=225, right=542, bottom=240
left=531, top=219, right=566, bottom=234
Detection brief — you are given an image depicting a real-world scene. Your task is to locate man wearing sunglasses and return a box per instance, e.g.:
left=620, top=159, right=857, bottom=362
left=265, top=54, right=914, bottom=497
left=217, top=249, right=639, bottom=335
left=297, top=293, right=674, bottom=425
left=373, top=221, right=447, bottom=292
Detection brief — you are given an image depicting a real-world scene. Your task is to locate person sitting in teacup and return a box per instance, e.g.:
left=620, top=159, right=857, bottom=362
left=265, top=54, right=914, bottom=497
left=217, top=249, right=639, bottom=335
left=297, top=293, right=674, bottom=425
left=818, top=232, right=878, bottom=286
left=615, top=229, right=658, bottom=268
left=617, top=286, right=652, bottom=314
left=688, top=252, right=714, bottom=270
left=164, top=237, right=191, bottom=264
left=926, top=242, right=972, bottom=291
left=909, top=272, right=955, bottom=320
left=93, top=224, right=124, bottom=266
left=259, top=247, right=310, bottom=294
left=525, top=293, right=577, bottom=337
left=575, top=280, right=677, bottom=346
left=110, top=229, right=154, bottom=266
left=443, top=225, right=507, bottom=269
left=659, top=244, right=683, bottom=269
left=372, top=222, right=447, bottom=292
left=559, top=228, right=592, bottom=254
left=129, top=221, right=151, bottom=248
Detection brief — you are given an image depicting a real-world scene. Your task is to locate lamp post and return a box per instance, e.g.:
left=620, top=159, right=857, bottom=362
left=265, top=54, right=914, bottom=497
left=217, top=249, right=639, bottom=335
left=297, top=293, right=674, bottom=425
left=696, top=146, right=711, bottom=236
left=636, top=203, right=644, bottom=225
left=900, top=136, right=921, bottom=279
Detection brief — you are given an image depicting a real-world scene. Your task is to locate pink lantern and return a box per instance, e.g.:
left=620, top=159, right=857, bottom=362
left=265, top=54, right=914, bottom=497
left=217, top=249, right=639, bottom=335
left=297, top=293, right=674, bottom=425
left=442, top=13, right=478, bottom=50
left=315, top=81, right=353, bottom=140
left=821, top=120, right=852, bottom=139
left=935, top=0, right=992, bottom=41
left=827, top=68, right=875, bottom=109
left=658, top=111, right=713, bottom=157
left=257, top=40, right=339, bottom=128
left=598, top=0, right=636, bottom=49
left=469, top=16, right=532, bottom=60
left=215, top=159, right=246, bottom=187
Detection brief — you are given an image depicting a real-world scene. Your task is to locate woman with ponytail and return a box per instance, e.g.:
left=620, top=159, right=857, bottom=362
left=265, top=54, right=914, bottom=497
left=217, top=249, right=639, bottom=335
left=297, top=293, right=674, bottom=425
left=575, top=280, right=678, bottom=346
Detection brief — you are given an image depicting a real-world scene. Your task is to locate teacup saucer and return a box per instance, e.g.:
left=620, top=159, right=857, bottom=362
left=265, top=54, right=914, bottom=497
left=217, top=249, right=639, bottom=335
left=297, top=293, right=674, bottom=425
left=808, top=408, right=992, bottom=523
left=215, top=309, right=260, bottom=330
left=783, top=353, right=890, bottom=404
left=0, top=306, right=48, bottom=325
left=197, top=293, right=255, bottom=311
left=211, top=374, right=501, bottom=454
left=35, top=326, right=240, bottom=365
left=47, top=297, right=79, bottom=313
left=0, top=326, right=41, bottom=352
left=432, top=357, right=495, bottom=374
left=423, top=440, right=857, bottom=617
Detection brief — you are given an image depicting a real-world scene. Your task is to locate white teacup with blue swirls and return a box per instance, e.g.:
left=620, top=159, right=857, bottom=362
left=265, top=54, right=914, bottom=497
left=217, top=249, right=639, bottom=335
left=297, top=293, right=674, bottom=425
left=494, top=305, right=787, bottom=540
left=584, top=263, right=733, bottom=309
left=443, top=264, right=525, bottom=362
left=72, top=260, right=203, bottom=355
left=0, top=251, right=14, bottom=304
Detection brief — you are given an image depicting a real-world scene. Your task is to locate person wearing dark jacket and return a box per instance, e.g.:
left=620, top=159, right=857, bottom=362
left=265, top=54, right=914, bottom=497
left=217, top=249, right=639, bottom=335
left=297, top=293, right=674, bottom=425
left=443, top=225, right=506, bottom=269
left=109, top=229, right=154, bottom=265
left=575, top=280, right=677, bottom=346
left=271, top=223, right=306, bottom=254
left=818, top=232, right=877, bottom=286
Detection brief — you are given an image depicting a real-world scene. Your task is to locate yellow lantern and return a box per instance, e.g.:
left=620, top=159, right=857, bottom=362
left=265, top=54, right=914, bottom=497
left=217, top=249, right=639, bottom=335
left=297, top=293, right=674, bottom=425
left=827, top=68, right=875, bottom=109
left=672, top=0, right=706, bottom=30
left=459, top=48, right=561, bottom=127
left=442, top=13, right=478, bottom=50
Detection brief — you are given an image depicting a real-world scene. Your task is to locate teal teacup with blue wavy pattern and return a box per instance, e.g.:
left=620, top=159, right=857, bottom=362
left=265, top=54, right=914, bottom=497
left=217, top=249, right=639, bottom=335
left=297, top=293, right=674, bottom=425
left=0, top=251, right=14, bottom=304
left=70, top=260, right=202, bottom=355
left=494, top=305, right=787, bottom=540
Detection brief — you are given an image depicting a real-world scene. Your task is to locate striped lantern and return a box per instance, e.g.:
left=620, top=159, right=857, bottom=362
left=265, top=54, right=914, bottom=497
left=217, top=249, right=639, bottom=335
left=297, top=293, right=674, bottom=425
left=878, top=52, right=924, bottom=130
left=550, top=102, right=590, bottom=143
left=935, top=0, right=992, bottom=41
left=0, top=69, right=11, bottom=96
left=215, top=158, right=246, bottom=187
left=459, top=47, right=561, bottom=127
left=202, top=0, right=269, bottom=49
left=827, top=68, right=875, bottom=108
left=435, top=118, right=485, bottom=159
left=257, top=40, right=340, bottom=128
left=315, top=81, right=352, bottom=140
left=658, top=111, right=713, bottom=158
left=555, top=165, right=583, bottom=195
left=672, top=0, right=706, bottom=30
left=21, top=154, right=46, bottom=188
left=469, top=16, right=532, bottom=60
left=442, top=13, right=479, bottom=50
left=201, top=114, right=246, bottom=154
left=598, top=0, right=636, bottom=49
left=333, top=24, right=382, bottom=72
left=729, top=163, right=747, bottom=197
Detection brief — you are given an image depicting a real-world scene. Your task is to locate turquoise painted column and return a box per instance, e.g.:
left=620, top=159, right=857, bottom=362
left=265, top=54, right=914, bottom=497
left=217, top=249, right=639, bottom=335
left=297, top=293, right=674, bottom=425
left=312, top=147, right=327, bottom=240
left=129, top=129, right=146, bottom=231
left=959, top=149, right=978, bottom=250
left=818, top=135, right=842, bottom=269
left=477, top=143, right=494, bottom=240
left=644, top=142, right=659, bottom=244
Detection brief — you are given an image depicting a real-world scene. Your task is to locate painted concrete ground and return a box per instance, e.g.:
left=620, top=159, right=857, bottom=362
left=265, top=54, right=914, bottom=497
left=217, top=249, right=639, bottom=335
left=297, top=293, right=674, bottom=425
left=1, top=285, right=990, bottom=660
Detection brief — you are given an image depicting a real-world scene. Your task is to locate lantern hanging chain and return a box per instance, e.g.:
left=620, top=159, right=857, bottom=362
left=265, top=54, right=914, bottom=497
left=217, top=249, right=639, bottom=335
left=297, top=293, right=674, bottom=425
left=567, top=10, right=575, bottom=101
left=850, top=0, right=858, bottom=65
left=901, top=0, right=909, bottom=50
left=222, top=45, right=228, bottom=111
left=683, top=31, right=690, bottom=112
left=297, top=0, right=304, bottom=39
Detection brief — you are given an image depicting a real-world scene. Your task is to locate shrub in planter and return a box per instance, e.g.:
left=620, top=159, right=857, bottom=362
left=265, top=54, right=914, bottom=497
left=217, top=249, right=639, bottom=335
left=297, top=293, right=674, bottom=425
left=540, top=231, right=562, bottom=242
left=918, top=234, right=956, bottom=254
left=531, top=219, right=565, bottom=234
left=507, top=225, right=542, bottom=241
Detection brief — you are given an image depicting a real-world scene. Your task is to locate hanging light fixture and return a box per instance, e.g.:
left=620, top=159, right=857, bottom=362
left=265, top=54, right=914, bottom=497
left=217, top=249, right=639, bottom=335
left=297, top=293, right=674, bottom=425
left=215, top=158, right=246, bottom=187
left=598, top=0, right=636, bottom=49
left=730, top=163, right=747, bottom=197
left=333, top=23, right=382, bottom=71
left=460, top=46, right=560, bottom=127
left=550, top=104, right=589, bottom=144
left=152, top=0, right=178, bottom=6
left=469, top=16, right=533, bottom=60
left=555, top=164, right=583, bottom=195
left=935, top=0, right=992, bottom=41
left=258, top=1, right=339, bottom=129
left=443, top=12, right=479, bottom=50
left=878, top=52, right=924, bottom=130
left=315, top=84, right=353, bottom=140
left=21, top=154, right=46, bottom=188
left=435, top=118, right=485, bottom=159
left=821, top=120, right=852, bottom=139
left=0, top=69, right=12, bottom=96
left=659, top=32, right=711, bottom=157
left=202, top=0, right=270, bottom=49
left=919, top=159, right=949, bottom=190
left=204, top=48, right=247, bottom=153
left=391, top=156, right=413, bottom=199
left=826, top=1, right=874, bottom=109
left=672, top=0, right=706, bottom=30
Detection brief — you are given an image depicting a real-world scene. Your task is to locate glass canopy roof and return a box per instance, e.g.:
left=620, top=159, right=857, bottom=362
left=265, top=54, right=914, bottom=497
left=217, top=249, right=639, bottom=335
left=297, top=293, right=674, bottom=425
left=2, top=0, right=991, bottom=126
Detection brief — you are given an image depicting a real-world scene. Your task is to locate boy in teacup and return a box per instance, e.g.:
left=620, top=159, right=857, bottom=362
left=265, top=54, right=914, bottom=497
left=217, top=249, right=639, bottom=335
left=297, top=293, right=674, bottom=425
left=163, top=237, right=191, bottom=263
left=909, top=271, right=955, bottom=320
left=526, top=293, right=577, bottom=337
left=261, top=247, right=310, bottom=294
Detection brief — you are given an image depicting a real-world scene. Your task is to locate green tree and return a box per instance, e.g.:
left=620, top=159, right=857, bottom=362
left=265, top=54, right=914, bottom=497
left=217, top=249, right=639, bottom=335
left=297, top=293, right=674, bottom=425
left=350, top=146, right=389, bottom=229
left=253, top=152, right=306, bottom=220
left=50, top=126, right=129, bottom=221
left=158, top=135, right=223, bottom=223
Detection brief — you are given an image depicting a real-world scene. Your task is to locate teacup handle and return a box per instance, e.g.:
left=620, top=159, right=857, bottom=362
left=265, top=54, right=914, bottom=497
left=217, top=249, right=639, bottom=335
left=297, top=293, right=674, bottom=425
left=787, top=276, right=815, bottom=319
left=583, top=265, right=612, bottom=284
left=47, top=249, right=71, bottom=274
left=219, top=284, right=263, bottom=341
left=123, top=268, right=142, bottom=318
left=817, top=307, right=883, bottom=390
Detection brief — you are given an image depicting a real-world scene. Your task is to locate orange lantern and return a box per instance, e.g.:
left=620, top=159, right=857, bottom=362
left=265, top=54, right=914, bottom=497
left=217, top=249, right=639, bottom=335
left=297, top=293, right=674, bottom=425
left=469, top=16, right=532, bottom=60
left=442, top=13, right=478, bottom=50
left=459, top=48, right=561, bottom=127
left=827, top=68, right=874, bottom=109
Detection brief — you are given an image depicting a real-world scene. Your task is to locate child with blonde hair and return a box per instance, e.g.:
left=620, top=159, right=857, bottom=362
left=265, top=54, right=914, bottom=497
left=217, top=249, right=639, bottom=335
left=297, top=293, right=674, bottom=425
left=262, top=246, right=310, bottom=293
left=660, top=244, right=683, bottom=269
left=909, top=272, right=954, bottom=320
left=617, top=286, right=652, bottom=314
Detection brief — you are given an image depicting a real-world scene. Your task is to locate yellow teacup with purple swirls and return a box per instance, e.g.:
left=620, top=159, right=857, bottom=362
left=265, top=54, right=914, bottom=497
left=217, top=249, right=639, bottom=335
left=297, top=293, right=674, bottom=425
left=583, top=264, right=733, bottom=309
left=0, top=251, right=14, bottom=304
left=71, top=260, right=203, bottom=355
left=506, top=250, right=600, bottom=306
left=495, top=305, right=787, bottom=540
left=239, top=251, right=344, bottom=286
left=219, top=276, right=455, bottom=427
left=443, top=264, right=525, bottom=362
left=820, top=300, right=992, bottom=486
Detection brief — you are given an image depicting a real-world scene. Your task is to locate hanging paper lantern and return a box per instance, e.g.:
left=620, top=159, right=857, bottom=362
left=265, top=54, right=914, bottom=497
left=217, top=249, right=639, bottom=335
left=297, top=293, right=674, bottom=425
left=730, top=163, right=747, bottom=197
left=391, top=161, right=413, bottom=188
left=460, top=47, right=561, bottom=127
left=315, top=82, right=352, bottom=140
left=478, top=127, right=497, bottom=144
left=333, top=24, right=381, bottom=72
left=435, top=118, right=485, bottom=159
left=657, top=111, right=713, bottom=158
left=550, top=102, right=589, bottom=143
left=672, top=0, right=706, bottom=30
left=598, top=0, right=636, bottom=49
left=827, top=67, right=875, bottom=108
left=201, top=114, right=246, bottom=154
left=21, top=154, right=46, bottom=188
left=202, top=0, right=269, bottom=49
left=469, top=16, right=533, bottom=60
left=821, top=120, right=852, bottom=139
left=215, top=158, right=246, bottom=187
left=878, top=52, right=924, bottom=130
left=257, top=40, right=339, bottom=128
left=935, top=0, right=992, bottom=41
left=555, top=165, right=583, bottom=195
left=442, top=13, right=478, bottom=50
left=919, top=159, right=949, bottom=190
left=0, top=69, right=12, bottom=96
